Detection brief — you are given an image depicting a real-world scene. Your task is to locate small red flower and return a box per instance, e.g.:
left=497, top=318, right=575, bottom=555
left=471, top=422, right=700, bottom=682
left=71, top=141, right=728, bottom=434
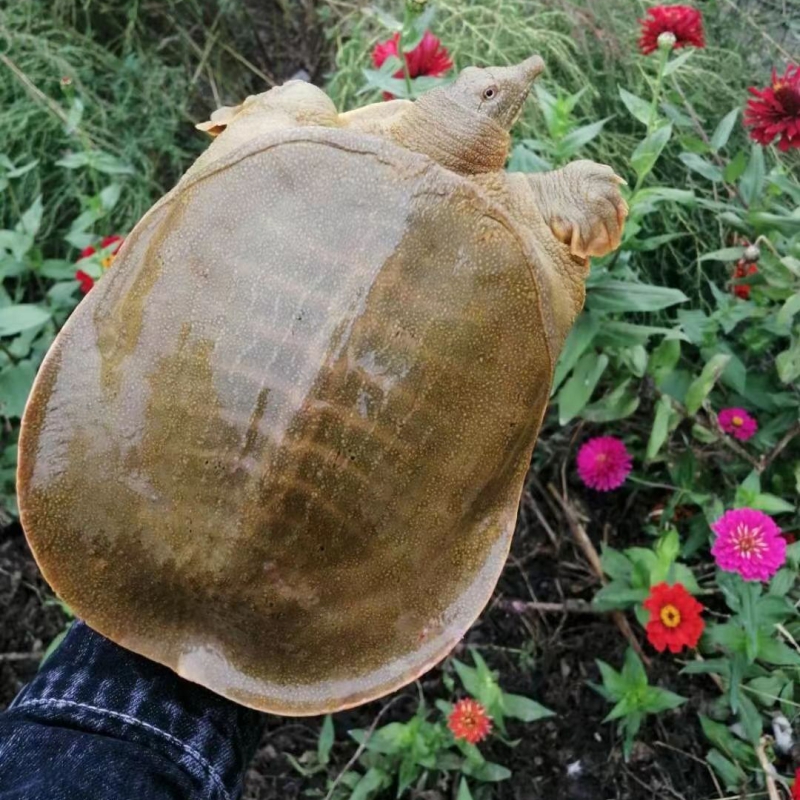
left=744, top=64, right=800, bottom=151
left=638, top=5, right=705, bottom=55
left=448, top=698, right=492, bottom=744
left=79, top=234, right=124, bottom=268
left=731, top=258, right=758, bottom=299
left=75, top=269, right=95, bottom=294
left=792, top=767, right=800, bottom=800
left=75, top=235, right=124, bottom=293
left=372, top=31, right=453, bottom=99
left=643, top=582, right=705, bottom=653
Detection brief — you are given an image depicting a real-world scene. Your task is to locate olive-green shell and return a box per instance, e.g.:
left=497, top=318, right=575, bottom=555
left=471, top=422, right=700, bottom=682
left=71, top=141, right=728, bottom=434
left=18, top=127, right=554, bottom=715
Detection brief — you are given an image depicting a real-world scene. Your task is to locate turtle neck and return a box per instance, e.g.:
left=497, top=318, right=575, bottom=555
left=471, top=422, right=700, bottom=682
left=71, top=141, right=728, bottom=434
left=389, top=91, right=511, bottom=175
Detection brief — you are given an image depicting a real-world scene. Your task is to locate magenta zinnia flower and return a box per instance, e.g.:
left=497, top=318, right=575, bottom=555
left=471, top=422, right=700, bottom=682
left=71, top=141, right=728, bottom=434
left=576, top=436, right=632, bottom=491
left=718, top=408, right=758, bottom=441
left=711, top=508, right=786, bottom=581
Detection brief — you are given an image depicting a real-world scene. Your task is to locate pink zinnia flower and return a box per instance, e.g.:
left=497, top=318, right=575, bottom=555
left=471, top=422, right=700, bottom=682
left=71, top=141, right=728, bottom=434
left=576, top=436, right=632, bottom=491
left=711, top=508, right=786, bottom=581
left=718, top=408, right=758, bottom=441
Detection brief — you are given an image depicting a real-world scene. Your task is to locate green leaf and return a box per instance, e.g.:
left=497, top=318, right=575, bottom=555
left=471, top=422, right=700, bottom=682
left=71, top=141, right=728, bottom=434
left=710, top=109, right=739, bottom=152
left=0, top=304, right=51, bottom=337
left=737, top=693, right=762, bottom=744
left=751, top=493, right=795, bottom=514
left=756, top=638, right=800, bottom=667
left=646, top=395, right=675, bottom=461
left=551, top=312, right=599, bottom=393
left=601, top=546, right=633, bottom=581
left=641, top=686, right=686, bottom=714
left=776, top=339, right=800, bottom=384
left=592, top=582, right=648, bottom=611
left=400, top=4, right=436, bottom=51
left=452, top=659, right=482, bottom=699
left=556, top=351, right=608, bottom=424
left=20, top=195, right=43, bottom=237
left=739, top=145, right=765, bottom=205
left=630, top=124, right=672, bottom=182
left=502, top=693, right=554, bottom=722
left=582, top=379, right=640, bottom=423
left=618, top=87, right=652, bottom=126
left=317, top=714, right=334, bottom=765
left=622, top=647, right=647, bottom=689
left=56, top=150, right=134, bottom=176
left=768, top=568, right=796, bottom=597
left=457, top=779, right=474, bottom=800
left=684, top=354, right=731, bottom=415
left=724, top=151, right=748, bottom=183
left=648, top=339, right=681, bottom=388
left=663, top=48, right=695, bottom=75
left=595, top=659, right=625, bottom=700
left=0, top=361, right=36, bottom=418
left=558, top=117, right=610, bottom=157
left=586, top=280, right=688, bottom=313
left=706, top=749, right=747, bottom=789
left=679, top=153, right=724, bottom=182
left=698, top=246, right=744, bottom=263
left=507, top=143, right=552, bottom=173
left=777, top=293, right=800, bottom=329
left=350, top=767, right=387, bottom=800
left=462, top=761, right=511, bottom=782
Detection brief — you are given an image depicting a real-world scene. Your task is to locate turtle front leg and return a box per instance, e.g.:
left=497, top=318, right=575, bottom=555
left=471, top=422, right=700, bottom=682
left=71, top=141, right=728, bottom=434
left=523, top=160, right=628, bottom=259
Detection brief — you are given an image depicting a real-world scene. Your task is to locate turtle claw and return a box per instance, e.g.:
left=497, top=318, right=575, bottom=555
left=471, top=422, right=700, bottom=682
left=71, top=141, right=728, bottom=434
left=539, top=160, right=628, bottom=259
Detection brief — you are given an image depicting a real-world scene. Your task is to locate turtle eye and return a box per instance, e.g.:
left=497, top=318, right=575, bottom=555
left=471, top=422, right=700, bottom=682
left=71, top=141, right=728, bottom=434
left=482, top=86, right=498, bottom=100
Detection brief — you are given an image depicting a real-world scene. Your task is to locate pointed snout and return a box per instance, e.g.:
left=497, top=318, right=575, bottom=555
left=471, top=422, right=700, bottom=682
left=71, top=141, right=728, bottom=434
left=491, top=55, right=545, bottom=89
left=519, top=55, right=546, bottom=85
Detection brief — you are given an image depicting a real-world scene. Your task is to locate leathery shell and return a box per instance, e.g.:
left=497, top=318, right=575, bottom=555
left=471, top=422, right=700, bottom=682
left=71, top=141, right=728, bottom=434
left=18, top=128, right=554, bottom=715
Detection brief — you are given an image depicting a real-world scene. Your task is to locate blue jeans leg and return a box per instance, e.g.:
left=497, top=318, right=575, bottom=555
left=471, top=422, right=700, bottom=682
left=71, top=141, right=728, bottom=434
left=0, top=621, right=266, bottom=799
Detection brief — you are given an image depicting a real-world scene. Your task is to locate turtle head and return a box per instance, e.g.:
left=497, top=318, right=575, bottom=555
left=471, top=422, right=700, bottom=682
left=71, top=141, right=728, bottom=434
left=444, top=56, right=545, bottom=130
left=396, top=56, right=545, bottom=174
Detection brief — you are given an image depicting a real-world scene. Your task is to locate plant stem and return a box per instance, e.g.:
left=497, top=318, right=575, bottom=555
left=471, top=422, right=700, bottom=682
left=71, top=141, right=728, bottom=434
left=646, top=45, right=670, bottom=134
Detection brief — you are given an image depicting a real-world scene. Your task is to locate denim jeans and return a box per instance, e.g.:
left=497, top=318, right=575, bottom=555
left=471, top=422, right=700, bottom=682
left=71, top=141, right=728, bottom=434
left=0, top=621, right=265, bottom=799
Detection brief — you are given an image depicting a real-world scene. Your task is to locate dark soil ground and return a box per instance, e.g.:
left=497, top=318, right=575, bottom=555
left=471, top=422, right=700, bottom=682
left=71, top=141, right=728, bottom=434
left=0, top=469, right=719, bottom=800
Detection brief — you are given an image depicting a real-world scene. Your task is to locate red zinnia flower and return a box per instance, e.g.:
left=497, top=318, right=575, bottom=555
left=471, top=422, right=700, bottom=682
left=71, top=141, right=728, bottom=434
left=75, top=235, right=124, bottom=293
left=75, top=269, right=95, bottom=294
left=79, top=234, right=124, bottom=267
left=638, top=5, right=705, bottom=55
left=576, top=436, right=633, bottom=492
left=731, top=258, right=758, bottom=299
left=643, top=582, right=705, bottom=653
left=744, top=64, right=800, bottom=151
left=372, top=31, right=453, bottom=100
left=448, top=698, right=492, bottom=744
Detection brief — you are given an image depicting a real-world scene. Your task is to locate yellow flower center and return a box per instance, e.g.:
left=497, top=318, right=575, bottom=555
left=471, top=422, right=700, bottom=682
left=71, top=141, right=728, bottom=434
left=660, top=604, right=681, bottom=628
left=101, top=254, right=116, bottom=270
left=732, top=415, right=743, bottom=427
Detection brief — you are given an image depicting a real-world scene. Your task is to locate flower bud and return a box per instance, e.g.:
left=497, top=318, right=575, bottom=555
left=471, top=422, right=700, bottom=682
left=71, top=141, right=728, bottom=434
left=657, top=31, right=677, bottom=51
left=743, top=243, right=761, bottom=263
